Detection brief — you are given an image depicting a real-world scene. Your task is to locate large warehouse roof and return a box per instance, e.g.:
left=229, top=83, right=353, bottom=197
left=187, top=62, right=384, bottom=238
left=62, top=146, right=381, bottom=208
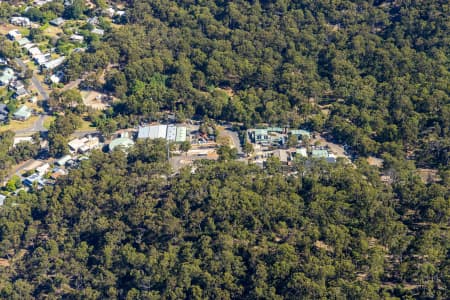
left=138, top=125, right=187, bottom=142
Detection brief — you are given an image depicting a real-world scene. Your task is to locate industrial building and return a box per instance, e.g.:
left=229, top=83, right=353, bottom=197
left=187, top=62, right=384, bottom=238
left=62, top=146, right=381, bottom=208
left=138, top=124, right=188, bottom=143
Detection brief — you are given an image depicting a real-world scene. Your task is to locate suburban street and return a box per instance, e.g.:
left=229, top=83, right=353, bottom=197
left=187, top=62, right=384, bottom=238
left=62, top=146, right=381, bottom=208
left=14, top=58, right=49, bottom=101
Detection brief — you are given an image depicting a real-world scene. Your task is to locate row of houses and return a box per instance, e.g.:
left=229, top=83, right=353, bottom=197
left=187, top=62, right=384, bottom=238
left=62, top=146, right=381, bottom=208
left=7, top=29, right=66, bottom=71
left=249, top=127, right=311, bottom=146
left=255, top=147, right=337, bottom=166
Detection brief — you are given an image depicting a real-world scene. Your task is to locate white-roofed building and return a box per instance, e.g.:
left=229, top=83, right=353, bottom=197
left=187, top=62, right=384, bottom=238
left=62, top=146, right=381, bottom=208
left=166, top=125, right=177, bottom=141
left=36, top=163, right=50, bottom=175
left=70, top=34, right=84, bottom=42
left=175, top=126, right=187, bottom=142
left=28, top=47, right=42, bottom=57
left=91, top=28, right=104, bottom=35
left=11, top=17, right=31, bottom=27
left=34, top=53, right=51, bottom=65
left=7, top=29, right=22, bottom=40
left=68, top=136, right=100, bottom=153
left=42, top=56, right=65, bottom=70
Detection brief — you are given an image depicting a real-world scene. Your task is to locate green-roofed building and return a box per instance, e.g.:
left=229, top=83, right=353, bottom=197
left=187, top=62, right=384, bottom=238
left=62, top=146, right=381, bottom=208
left=289, top=129, right=311, bottom=139
left=267, top=127, right=283, bottom=133
left=109, top=137, right=135, bottom=152
left=175, top=126, right=188, bottom=142
left=251, top=129, right=269, bottom=143
left=311, top=149, right=329, bottom=158
left=13, top=105, right=32, bottom=121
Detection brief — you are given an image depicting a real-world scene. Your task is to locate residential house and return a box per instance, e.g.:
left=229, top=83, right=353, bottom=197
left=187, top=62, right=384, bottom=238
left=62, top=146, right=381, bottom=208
left=13, top=136, right=33, bottom=147
left=14, top=87, right=29, bottom=98
left=7, top=29, right=22, bottom=40
left=13, top=105, right=32, bottom=121
left=56, top=155, right=72, bottom=166
left=34, top=53, right=51, bottom=65
left=42, top=57, right=65, bottom=70
left=10, top=17, right=31, bottom=27
left=87, top=16, right=99, bottom=25
left=68, top=136, right=100, bottom=153
left=50, top=168, right=67, bottom=180
left=50, top=17, right=65, bottom=26
left=103, top=7, right=116, bottom=18
left=70, top=34, right=84, bottom=43
left=28, top=47, right=43, bottom=57
left=0, top=67, right=15, bottom=86
left=295, top=147, right=308, bottom=158
left=289, top=129, right=311, bottom=140
left=23, top=173, right=45, bottom=187
left=10, top=81, right=29, bottom=99
left=91, top=28, right=104, bottom=35
left=272, top=149, right=290, bottom=165
left=17, top=37, right=31, bottom=47
left=36, top=163, right=50, bottom=175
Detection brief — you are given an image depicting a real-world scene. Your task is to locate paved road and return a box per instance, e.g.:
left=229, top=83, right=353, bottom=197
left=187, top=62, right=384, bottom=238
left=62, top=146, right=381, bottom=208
left=71, top=130, right=99, bottom=138
left=13, top=114, right=49, bottom=134
left=222, top=126, right=243, bottom=154
left=14, top=58, right=49, bottom=100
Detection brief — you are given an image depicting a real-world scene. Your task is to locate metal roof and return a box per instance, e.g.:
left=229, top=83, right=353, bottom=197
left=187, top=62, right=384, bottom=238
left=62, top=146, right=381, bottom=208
left=166, top=125, right=176, bottom=141
left=175, top=127, right=187, bottom=142
left=311, top=149, right=329, bottom=158
left=13, top=105, right=31, bottom=119
left=290, top=129, right=311, bottom=137
left=109, top=137, right=134, bottom=151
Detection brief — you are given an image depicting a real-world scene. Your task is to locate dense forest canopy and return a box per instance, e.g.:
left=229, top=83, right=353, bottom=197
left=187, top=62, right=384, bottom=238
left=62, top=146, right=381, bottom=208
left=0, top=141, right=448, bottom=298
left=59, top=0, right=450, bottom=166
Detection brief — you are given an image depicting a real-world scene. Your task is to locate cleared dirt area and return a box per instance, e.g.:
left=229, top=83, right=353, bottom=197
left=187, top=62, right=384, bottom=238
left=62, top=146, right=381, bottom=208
left=42, top=25, right=63, bottom=37
left=417, top=168, right=441, bottom=184
left=0, top=24, right=19, bottom=35
left=311, top=134, right=349, bottom=159
left=367, top=156, right=384, bottom=167
left=81, top=90, right=110, bottom=110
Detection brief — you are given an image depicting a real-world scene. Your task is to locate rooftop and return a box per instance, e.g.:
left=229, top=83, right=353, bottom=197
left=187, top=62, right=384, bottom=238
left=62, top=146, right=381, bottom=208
left=13, top=105, right=32, bottom=119
left=0, top=67, right=14, bottom=85
left=109, top=137, right=134, bottom=152
left=311, top=149, right=329, bottom=158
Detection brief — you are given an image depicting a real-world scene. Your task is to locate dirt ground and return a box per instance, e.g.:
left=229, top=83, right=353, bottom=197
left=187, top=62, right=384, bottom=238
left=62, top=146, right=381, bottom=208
left=0, top=24, right=18, bottom=35
left=417, top=168, right=441, bottom=184
left=311, top=134, right=349, bottom=159
left=81, top=91, right=110, bottom=110
left=367, top=156, right=384, bottom=167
